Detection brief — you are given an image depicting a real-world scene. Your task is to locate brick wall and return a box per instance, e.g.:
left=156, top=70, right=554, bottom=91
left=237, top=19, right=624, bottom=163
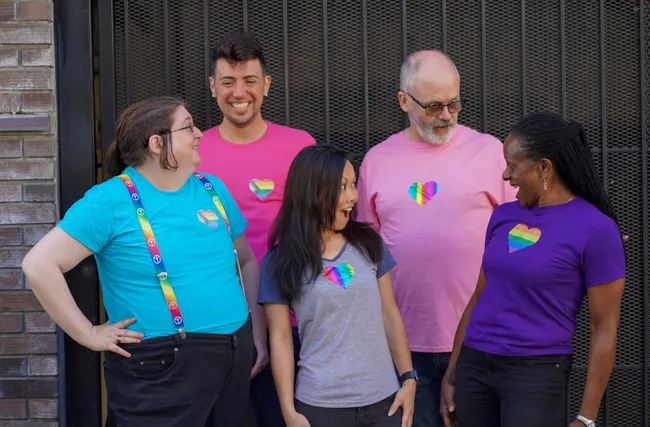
left=0, top=1, right=59, bottom=425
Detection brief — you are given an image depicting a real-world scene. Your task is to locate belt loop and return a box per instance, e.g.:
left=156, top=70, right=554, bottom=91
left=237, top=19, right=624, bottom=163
left=174, top=332, right=184, bottom=345
left=232, top=334, right=238, bottom=348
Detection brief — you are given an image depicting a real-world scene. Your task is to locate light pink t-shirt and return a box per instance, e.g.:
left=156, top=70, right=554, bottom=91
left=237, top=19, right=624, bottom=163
left=357, top=125, right=517, bottom=353
left=198, top=121, right=316, bottom=264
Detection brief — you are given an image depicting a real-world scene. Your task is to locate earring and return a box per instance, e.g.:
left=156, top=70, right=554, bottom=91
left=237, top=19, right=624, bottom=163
left=211, top=93, right=215, bottom=98
left=543, top=176, right=548, bottom=191
left=264, top=92, right=268, bottom=97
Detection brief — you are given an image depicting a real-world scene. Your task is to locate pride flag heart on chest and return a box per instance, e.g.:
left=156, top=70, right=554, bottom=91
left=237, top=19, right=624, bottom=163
left=323, top=263, right=355, bottom=289
left=408, top=181, right=439, bottom=206
left=249, top=179, right=274, bottom=200
left=508, top=223, right=541, bottom=253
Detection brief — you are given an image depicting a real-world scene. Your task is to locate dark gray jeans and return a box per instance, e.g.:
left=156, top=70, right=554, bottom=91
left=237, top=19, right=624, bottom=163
left=104, top=317, right=254, bottom=427
left=411, top=351, right=451, bottom=427
left=455, top=345, right=572, bottom=427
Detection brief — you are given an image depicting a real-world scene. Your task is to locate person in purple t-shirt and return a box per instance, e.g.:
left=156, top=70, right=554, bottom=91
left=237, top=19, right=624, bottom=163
left=439, top=111, right=626, bottom=427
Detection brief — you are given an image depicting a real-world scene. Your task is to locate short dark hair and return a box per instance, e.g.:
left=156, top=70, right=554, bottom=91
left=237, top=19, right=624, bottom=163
left=105, top=96, right=185, bottom=178
left=210, top=29, right=267, bottom=76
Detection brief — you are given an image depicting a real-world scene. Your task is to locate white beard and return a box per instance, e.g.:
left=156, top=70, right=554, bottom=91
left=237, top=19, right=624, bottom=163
left=408, top=110, right=457, bottom=145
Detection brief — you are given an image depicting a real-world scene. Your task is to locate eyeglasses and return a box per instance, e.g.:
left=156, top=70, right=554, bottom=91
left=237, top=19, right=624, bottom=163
left=168, top=122, right=196, bottom=134
left=405, top=93, right=463, bottom=116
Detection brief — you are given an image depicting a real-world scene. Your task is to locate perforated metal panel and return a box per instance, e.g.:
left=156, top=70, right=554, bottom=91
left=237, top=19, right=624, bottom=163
left=110, top=1, right=649, bottom=425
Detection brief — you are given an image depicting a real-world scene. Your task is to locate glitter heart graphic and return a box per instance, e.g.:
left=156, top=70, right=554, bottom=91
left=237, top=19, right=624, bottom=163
left=197, top=209, right=219, bottom=229
left=323, top=263, right=355, bottom=289
left=408, top=181, right=439, bottom=206
left=249, top=179, right=275, bottom=200
left=508, top=223, right=541, bottom=253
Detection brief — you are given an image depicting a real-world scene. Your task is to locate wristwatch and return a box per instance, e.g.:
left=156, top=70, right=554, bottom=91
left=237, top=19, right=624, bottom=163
left=576, top=414, right=595, bottom=427
left=399, top=370, right=419, bottom=385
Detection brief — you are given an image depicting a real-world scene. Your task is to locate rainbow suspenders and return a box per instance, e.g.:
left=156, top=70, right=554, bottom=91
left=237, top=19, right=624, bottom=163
left=118, top=172, right=246, bottom=339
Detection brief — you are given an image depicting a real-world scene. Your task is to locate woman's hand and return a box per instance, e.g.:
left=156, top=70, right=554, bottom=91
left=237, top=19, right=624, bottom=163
left=284, top=410, right=311, bottom=427
left=389, top=379, right=416, bottom=427
left=82, top=317, right=144, bottom=358
left=440, top=373, right=458, bottom=427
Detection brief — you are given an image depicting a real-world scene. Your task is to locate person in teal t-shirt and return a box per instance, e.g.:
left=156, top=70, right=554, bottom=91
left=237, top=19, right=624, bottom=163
left=22, top=96, right=261, bottom=427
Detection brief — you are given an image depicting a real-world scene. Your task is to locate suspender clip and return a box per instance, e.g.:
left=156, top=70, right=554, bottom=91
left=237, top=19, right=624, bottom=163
left=178, top=328, right=186, bottom=339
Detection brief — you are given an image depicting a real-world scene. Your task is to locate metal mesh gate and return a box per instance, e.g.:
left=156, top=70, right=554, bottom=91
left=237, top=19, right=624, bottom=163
left=108, top=1, right=649, bottom=425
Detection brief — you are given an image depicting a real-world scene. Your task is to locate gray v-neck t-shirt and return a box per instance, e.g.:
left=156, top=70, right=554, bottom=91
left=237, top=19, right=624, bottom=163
left=259, top=241, right=400, bottom=408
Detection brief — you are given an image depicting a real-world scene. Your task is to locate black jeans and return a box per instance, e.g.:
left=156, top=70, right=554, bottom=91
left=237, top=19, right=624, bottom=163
left=104, top=317, right=254, bottom=427
left=249, top=326, right=301, bottom=427
left=455, top=345, right=572, bottom=427
left=411, top=351, right=450, bottom=427
left=295, top=393, right=402, bottom=427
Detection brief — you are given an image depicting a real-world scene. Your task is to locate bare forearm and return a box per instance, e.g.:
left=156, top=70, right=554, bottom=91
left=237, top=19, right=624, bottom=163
left=23, top=262, right=93, bottom=347
left=241, top=259, right=264, bottom=328
left=269, top=331, right=297, bottom=417
left=384, top=309, right=413, bottom=375
left=445, top=293, right=479, bottom=380
left=580, top=326, right=617, bottom=420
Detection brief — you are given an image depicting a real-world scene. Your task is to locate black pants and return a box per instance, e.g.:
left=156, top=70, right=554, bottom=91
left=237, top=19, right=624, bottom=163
left=249, top=326, right=301, bottom=427
left=295, top=394, right=402, bottom=427
left=104, top=317, right=254, bottom=427
left=455, top=345, right=572, bottom=427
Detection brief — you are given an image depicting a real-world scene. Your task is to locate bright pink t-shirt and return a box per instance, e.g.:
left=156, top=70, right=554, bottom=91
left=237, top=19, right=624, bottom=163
left=198, top=121, right=316, bottom=262
left=357, top=125, right=517, bottom=353
left=198, top=121, right=316, bottom=326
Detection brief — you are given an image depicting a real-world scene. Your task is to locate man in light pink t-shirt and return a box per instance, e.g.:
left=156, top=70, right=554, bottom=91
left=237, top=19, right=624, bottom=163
left=357, top=50, right=516, bottom=427
left=197, top=30, right=315, bottom=427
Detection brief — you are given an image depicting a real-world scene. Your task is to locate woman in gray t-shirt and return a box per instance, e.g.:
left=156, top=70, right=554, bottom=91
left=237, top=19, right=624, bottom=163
left=258, top=145, right=417, bottom=427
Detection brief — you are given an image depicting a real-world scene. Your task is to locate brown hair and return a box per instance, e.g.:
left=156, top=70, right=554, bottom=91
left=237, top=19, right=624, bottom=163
left=105, top=96, right=186, bottom=178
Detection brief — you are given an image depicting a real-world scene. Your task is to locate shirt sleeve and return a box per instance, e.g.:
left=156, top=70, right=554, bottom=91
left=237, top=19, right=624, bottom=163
left=211, top=176, right=248, bottom=240
left=484, top=207, right=500, bottom=249
left=356, top=158, right=381, bottom=230
left=258, top=251, right=290, bottom=305
left=377, top=239, right=397, bottom=278
left=57, top=185, right=115, bottom=253
left=582, top=220, right=626, bottom=288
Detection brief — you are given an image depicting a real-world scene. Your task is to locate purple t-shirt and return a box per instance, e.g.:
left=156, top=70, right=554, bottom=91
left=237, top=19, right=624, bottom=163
left=464, top=197, right=625, bottom=356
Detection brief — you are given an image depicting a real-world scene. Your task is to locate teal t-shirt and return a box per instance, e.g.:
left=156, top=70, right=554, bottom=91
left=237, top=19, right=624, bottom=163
left=58, top=166, right=249, bottom=339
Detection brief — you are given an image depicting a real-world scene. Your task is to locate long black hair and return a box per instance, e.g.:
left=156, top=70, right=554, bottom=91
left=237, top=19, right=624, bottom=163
left=268, top=144, right=383, bottom=302
left=512, top=111, right=618, bottom=225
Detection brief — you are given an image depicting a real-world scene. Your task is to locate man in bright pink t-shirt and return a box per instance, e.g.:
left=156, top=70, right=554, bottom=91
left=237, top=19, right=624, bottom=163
left=357, top=50, right=516, bottom=427
left=198, top=30, right=315, bottom=427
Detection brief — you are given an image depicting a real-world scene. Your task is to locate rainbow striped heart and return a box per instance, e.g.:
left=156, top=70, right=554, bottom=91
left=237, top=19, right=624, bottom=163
left=249, top=179, right=275, bottom=200
left=409, top=181, right=439, bottom=206
left=197, top=209, right=219, bottom=229
left=323, top=263, right=355, bottom=289
left=508, top=223, right=541, bottom=253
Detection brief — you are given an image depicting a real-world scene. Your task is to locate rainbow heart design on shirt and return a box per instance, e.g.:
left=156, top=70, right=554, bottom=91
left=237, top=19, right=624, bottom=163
left=197, top=209, right=219, bottom=229
left=508, top=223, right=541, bottom=253
left=408, top=181, right=439, bottom=206
left=250, top=179, right=275, bottom=200
left=323, top=263, right=355, bottom=289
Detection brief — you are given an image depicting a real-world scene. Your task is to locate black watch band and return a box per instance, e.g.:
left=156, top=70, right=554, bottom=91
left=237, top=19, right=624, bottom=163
left=399, top=370, right=419, bottom=385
